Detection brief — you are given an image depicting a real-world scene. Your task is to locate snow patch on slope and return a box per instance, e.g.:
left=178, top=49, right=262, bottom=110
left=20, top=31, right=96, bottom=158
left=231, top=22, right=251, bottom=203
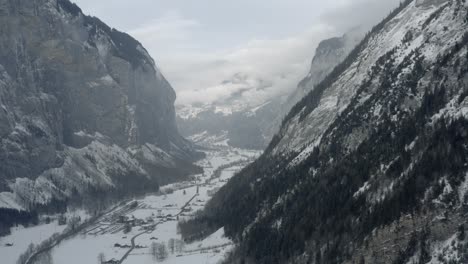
left=274, top=0, right=458, bottom=161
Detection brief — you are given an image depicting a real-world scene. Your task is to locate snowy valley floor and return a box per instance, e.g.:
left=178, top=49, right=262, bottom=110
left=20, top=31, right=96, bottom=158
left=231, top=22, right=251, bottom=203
left=1, top=144, right=260, bottom=264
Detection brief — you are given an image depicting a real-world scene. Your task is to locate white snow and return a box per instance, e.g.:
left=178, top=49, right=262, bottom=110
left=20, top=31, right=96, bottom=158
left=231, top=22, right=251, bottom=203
left=44, top=144, right=260, bottom=264
left=245, top=101, right=272, bottom=117
left=0, top=221, right=66, bottom=264
left=0, top=192, right=23, bottom=210
left=96, top=40, right=110, bottom=60
left=139, top=143, right=176, bottom=168
left=458, top=172, right=468, bottom=204
left=427, top=233, right=466, bottom=264
left=188, top=130, right=230, bottom=147
left=288, top=136, right=322, bottom=167
left=4, top=135, right=157, bottom=210
left=432, top=97, right=468, bottom=124
left=273, top=0, right=456, bottom=159
left=353, top=181, right=371, bottom=198
left=100, top=74, right=116, bottom=85
left=176, top=105, right=208, bottom=120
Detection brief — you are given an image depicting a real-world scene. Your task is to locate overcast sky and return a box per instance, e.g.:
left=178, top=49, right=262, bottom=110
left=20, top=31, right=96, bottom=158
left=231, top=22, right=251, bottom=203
left=74, top=0, right=402, bottom=106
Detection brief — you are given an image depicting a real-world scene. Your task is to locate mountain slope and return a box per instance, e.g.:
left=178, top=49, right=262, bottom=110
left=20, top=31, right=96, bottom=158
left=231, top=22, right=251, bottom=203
left=283, top=29, right=363, bottom=114
left=0, top=0, right=201, bottom=227
left=192, top=0, right=468, bottom=263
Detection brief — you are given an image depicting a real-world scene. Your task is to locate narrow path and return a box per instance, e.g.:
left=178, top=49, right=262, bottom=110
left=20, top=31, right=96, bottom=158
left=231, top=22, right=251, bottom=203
left=118, top=194, right=198, bottom=264
left=117, top=159, right=248, bottom=264
left=118, top=226, right=159, bottom=264
left=25, top=215, right=99, bottom=264
left=24, top=200, right=135, bottom=264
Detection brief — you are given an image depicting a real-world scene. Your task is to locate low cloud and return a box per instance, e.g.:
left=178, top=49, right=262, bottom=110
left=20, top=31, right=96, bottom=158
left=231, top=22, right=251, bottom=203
left=171, top=25, right=336, bottom=106
left=321, top=0, right=403, bottom=32
left=131, top=14, right=336, bottom=106
left=129, top=11, right=201, bottom=53
left=77, top=0, right=403, bottom=107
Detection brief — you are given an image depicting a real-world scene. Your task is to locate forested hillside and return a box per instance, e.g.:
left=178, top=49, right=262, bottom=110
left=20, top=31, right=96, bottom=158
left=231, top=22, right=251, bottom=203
left=187, top=0, right=468, bottom=263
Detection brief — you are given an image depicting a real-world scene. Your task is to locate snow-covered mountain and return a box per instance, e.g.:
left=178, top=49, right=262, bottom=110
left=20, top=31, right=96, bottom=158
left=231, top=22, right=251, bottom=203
left=0, top=0, right=201, bottom=217
left=190, top=0, right=468, bottom=263
left=284, top=28, right=364, bottom=113
left=177, top=31, right=363, bottom=150
left=176, top=72, right=287, bottom=149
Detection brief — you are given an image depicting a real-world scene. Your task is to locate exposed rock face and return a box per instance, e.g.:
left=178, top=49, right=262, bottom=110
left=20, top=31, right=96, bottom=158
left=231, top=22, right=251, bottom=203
left=198, top=0, right=468, bottom=263
left=0, top=0, right=201, bottom=211
left=284, top=29, right=363, bottom=112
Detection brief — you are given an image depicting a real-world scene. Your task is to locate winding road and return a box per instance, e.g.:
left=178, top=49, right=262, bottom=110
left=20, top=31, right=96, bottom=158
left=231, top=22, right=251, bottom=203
left=19, top=147, right=259, bottom=264
left=118, top=194, right=199, bottom=264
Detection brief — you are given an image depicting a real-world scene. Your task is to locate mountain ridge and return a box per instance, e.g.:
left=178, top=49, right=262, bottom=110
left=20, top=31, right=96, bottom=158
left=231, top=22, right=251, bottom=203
left=188, top=0, right=468, bottom=263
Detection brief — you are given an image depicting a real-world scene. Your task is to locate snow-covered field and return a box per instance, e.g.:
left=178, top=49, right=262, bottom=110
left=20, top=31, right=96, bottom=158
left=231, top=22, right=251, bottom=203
left=0, top=209, right=90, bottom=264
left=0, top=222, right=65, bottom=264
left=39, top=145, right=260, bottom=264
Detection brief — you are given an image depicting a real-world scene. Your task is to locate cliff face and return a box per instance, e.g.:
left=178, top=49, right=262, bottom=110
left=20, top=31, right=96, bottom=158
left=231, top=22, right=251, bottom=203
left=198, top=0, right=468, bottom=263
left=284, top=30, right=363, bottom=113
left=0, top=0, right=200, bottom=211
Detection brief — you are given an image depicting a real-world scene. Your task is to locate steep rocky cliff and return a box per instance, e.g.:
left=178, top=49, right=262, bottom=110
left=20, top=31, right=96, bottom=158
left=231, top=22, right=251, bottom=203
left=0, top=0, right=201, bottom=213
left=284, top=29, right=363, bottom=113
left=191, top=0, right=468, bottom=263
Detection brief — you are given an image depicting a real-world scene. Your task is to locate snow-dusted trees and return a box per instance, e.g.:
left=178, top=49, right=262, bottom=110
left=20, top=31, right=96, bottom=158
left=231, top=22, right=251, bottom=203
left=0, top=208, right=39, bottom=236
left=150, top=242, right=157, bottom=260
left=67, top=216, right=81, bottom=231
left=175, top=239, right=185, bottom=253
left=168, top=238, right=175, bottom=254
left=151, top=242, right=168, bottom=262
left=158, top=243, right=168, bottom=261
left=150, top=238, right=184, bottom=261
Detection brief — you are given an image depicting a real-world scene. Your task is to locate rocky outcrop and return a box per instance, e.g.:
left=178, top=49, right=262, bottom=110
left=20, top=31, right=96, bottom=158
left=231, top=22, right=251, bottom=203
left=284, top=29, right=363, bottom=112
left=0, top=0, right=201, bottom=211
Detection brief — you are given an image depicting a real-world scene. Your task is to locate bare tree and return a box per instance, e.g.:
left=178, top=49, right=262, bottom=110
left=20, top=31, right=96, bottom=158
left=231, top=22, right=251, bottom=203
left=150, top=242, right=158, bottom=260
left=151, top=242, right=168, bottom=262
left=67, top=216, right=81, bottom=231
left=175, top=239, right=185, bottom=253
left=168, top=238, right=175, bottom=254
left=157, top=243, right=168, bottom=261
left=97, top=252, right=106, bottom=264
